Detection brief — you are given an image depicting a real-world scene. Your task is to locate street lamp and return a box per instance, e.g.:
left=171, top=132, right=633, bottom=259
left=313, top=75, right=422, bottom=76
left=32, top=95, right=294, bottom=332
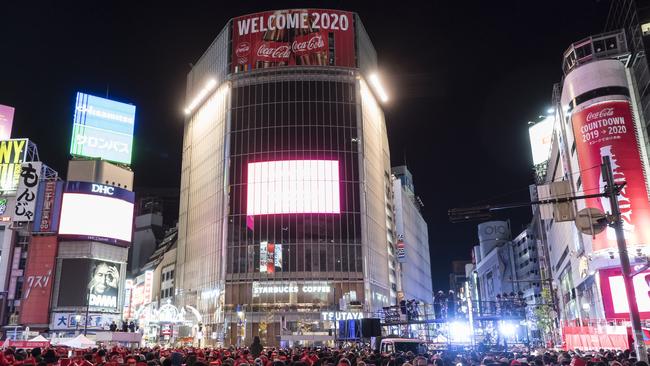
left=75, top=314, right=82, bottom=335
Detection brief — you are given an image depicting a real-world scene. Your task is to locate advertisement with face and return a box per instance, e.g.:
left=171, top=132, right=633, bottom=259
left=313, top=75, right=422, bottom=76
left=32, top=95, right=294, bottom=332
left=57, top=258, right=121, bottom=311
left=571, top=100, right=650, bottom=252
left=88, top=260, right=120, bottom=308
left=231, top=9, right=355, bottom=73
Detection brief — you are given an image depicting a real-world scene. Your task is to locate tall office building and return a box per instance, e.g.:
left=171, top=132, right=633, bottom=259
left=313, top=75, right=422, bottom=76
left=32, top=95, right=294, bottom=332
left=177, top=9, right=395, bottom=346
left=391, top=165, right=432, bottom=303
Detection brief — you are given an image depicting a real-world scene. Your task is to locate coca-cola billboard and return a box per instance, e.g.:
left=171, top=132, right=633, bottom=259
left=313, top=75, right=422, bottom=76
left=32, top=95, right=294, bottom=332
left=231, top=9, right=355, bottom=72
left=571, top=100, right=650, bottom=252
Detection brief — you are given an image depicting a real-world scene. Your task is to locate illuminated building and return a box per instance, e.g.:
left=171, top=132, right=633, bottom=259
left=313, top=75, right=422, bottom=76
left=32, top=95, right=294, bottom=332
left=391, top=165, right=432, bottom=303
left=177, top=9, right=396, bottom=346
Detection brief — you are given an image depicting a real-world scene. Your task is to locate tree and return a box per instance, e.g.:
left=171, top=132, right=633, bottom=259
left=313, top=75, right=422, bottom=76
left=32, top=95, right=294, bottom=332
left=532, top=287, right=557, bottom=344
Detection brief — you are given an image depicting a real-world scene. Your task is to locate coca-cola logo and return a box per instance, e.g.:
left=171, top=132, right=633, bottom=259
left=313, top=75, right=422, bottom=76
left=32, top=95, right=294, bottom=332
left=586, top=107, right=614, bottom=122
left=235, top=42, right=251, bottom=57
left=291, top=34, right=325, bottom=53
left=256, top=43, right=291, bottom=59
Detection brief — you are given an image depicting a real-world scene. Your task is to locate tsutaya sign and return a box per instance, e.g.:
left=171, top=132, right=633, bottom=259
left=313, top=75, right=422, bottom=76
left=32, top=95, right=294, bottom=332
left=321, top=311, right=364, bottom=321
left=252, top=281, right=330, bottom=297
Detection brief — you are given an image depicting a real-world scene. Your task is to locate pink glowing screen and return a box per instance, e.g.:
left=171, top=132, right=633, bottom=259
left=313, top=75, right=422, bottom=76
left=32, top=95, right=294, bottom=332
left=247, top=160, right=340, bottom=215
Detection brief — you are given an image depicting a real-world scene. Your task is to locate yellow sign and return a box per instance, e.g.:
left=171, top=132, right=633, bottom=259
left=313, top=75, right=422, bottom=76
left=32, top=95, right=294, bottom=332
left=0, top=139, right=28, bottom=194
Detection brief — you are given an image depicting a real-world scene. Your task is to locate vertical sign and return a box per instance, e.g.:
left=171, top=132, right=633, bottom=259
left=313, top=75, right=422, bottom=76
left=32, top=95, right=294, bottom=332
left=571, top=100, right=650, bottom=252
left=33, top=180, right=63, bottom=232
left=123, top=279, right=133, bottom=321
left=396, top=234, right=406, bottom=262
left=143, top=270, right=154, bottom=304
left=20, top=236, right=58, bottom=325
left=0, top=105, right=14, bottom=140
left=260, top=241, right=268, bottom=273
left=13, top=162, right=42, bottom=222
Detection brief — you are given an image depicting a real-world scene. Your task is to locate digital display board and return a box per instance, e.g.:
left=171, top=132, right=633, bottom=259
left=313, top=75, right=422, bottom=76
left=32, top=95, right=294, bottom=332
left=70, top=92, right=136, bottom=165
left=260, top=241, right=282, bottom=273
left=0, top=104, right=14, bottom=140
left=600, top=267, right=650, bottom=319
left=0, top=139, right=28, bottom=194
left=247, top=159, right=340, bottom=215
left=231, top=9, right=356, bottom=73
left=58, top=182, right=135, bottom=244
left=528, top=115, right=555, bottom=165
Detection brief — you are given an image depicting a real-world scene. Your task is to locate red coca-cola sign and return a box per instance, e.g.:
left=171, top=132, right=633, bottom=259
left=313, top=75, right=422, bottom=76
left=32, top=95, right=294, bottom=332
left=231, top=9, right=355, bottom=72
left=291, top=34, right=327, bottom=55
left=255, top=41, right=291, bottom=62
left=571, top=100, right=650, bottom=252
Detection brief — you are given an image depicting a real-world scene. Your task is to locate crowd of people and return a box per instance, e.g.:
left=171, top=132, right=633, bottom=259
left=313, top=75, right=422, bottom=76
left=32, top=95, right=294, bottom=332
left=0, top=335, right=648, bottom=366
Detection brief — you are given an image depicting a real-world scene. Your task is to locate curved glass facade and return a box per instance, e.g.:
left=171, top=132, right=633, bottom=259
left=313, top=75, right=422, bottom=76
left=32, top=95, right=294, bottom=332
left=228, top=70, right=363, bottom=276
left=179, top=11, right=394, bottom=347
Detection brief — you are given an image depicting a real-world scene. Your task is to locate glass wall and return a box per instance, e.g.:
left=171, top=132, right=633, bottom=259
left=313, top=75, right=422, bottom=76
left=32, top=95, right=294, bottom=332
left=227, top=71, right=364, bottom=286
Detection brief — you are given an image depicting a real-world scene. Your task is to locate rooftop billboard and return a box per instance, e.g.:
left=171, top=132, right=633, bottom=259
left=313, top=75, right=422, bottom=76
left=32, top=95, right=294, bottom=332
left=70, top=92, right=136, bottom=165
left=231, top=9, right=356, bottom=73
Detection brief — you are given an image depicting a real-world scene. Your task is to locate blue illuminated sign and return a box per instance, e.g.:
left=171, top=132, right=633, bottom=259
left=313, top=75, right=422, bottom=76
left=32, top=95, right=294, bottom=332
left=70, top=92, right=136, bottom=165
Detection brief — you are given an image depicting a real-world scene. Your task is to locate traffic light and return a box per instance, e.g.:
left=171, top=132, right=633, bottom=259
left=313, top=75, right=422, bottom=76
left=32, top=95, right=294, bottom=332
left=448, top=205, right=492, bottom=223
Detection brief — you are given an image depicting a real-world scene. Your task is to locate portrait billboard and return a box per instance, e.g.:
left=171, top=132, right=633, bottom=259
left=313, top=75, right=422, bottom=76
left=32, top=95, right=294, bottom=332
left=57, top=258, right=121, bottom=311
left=231, top=9, right=355, bottom=73
left=571, top=100, right=650, bottom=253
left=70, top=92, right=136, bottom=165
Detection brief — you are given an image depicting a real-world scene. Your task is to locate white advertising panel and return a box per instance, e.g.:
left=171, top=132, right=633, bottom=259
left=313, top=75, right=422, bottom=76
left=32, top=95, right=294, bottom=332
left=13, top=162, right=42, bottom=222
left=58, top=182, right=134, bottom=244
left=528, top=116, right=555, bottom=165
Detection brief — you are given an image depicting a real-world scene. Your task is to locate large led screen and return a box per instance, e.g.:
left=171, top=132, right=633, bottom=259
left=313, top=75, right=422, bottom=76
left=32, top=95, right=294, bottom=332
left=247, top=160, right=340, bottom=215
left=58, top=182, right=134, bottom=244
left=70, top=92, right=136, bottom=165
left=600, top=267, right=650, bottom=319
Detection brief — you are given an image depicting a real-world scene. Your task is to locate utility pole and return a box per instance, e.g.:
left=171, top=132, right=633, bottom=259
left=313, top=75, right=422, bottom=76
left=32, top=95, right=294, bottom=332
left=449, top=157, right=649, bottom=361
left=603, top=156, right=647, bottom=362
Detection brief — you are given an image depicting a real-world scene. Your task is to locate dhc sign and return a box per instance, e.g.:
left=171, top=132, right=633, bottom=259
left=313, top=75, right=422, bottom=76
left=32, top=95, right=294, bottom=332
left=91, top=184, right=114, bottom=196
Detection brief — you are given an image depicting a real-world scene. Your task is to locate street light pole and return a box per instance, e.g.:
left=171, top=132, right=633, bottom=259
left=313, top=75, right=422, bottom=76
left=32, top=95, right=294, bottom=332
left=603, top=156, right=647, bottom=362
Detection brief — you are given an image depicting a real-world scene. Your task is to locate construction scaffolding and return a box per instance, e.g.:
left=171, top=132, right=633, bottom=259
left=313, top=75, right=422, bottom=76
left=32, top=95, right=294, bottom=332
left=376, top=299, right=529, bottom=351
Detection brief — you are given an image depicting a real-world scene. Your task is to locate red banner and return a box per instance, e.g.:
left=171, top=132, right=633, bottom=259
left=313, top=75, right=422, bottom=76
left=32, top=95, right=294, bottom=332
left=19, top=236, right=58, bottom=325
left=4, top=340, right=50, bottom=349
left=599, top=267, right=650, bottom=319
left=571, top=100, right=650, bottom=252
left=231, top=9, right=355, bottom=72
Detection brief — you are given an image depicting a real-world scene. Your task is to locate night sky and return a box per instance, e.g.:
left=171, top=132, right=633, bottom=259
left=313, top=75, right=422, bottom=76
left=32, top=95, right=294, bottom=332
left=1, top=1, right=611, bottom=290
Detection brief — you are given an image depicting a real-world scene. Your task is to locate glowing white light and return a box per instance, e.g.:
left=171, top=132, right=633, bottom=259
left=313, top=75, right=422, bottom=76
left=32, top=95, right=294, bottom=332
left=449, top=322, right=472, bottom=343
left=369, top=74, right=389, bottom=102
left=184, top=78, right=217, bottom=115
left=547, top=107, right=555, bottom=114
left=499, top=322, right=517, bottom=336
left=246, top=160, right=340, bottom=215
left=59, top=193, right=134, bottom=242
